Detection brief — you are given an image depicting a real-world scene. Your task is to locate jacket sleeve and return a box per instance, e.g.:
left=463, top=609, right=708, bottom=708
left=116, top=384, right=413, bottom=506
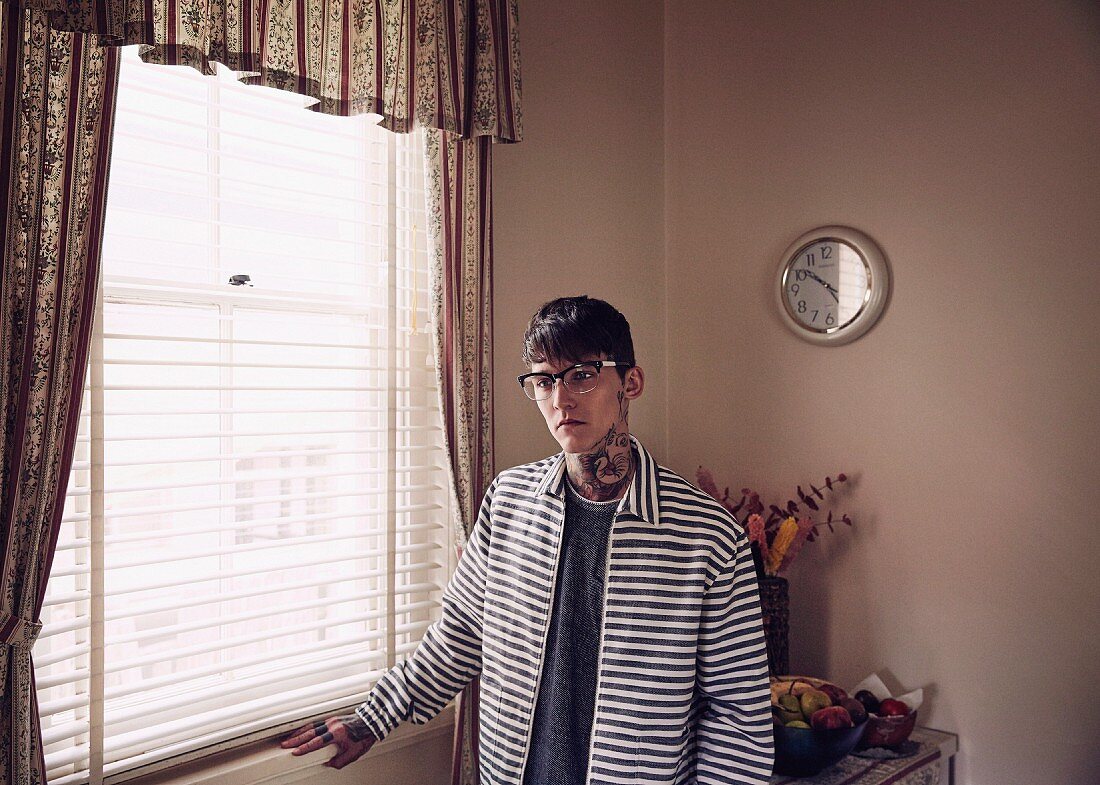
left=695, top=529, right=774, bottom=784
left=355, top=478, right=496, bottom=740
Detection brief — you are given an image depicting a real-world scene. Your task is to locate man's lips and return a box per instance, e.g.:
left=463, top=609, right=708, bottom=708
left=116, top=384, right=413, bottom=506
left=557, top=419, right=585, bottom=429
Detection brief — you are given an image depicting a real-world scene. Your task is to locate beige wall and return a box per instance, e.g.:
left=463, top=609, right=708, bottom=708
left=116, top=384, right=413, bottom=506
left=493, top=0, right=667, bottom=469
left=496, top=1, right=1100, bottom=783
left=665, top=2, right=1099, bottom=783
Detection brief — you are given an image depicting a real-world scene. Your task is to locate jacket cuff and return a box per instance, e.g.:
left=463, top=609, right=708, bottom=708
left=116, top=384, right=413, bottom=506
left=355, top=697, right=400, bottom=742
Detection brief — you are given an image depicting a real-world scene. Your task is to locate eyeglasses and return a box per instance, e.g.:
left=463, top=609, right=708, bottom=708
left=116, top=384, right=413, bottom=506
left=517, top=361, right=633, bottom=401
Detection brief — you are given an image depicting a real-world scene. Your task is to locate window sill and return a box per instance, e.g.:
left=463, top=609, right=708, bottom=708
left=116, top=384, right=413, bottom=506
left=126, top=705, right=455, bottom=785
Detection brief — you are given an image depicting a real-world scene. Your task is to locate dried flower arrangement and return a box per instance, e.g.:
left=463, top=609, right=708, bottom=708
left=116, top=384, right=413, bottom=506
left=696, top=468, right=854, bottom=577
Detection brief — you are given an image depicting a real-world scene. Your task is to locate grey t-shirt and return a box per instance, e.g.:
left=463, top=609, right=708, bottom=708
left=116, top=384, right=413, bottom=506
left=521, top=480, right=616, bottom=785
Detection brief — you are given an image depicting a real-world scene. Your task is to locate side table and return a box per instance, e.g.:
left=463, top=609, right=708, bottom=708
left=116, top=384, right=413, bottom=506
left=769, top=727, right=958, bottom=785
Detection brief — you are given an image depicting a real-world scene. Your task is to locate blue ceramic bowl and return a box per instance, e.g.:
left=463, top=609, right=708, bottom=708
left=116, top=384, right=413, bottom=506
left=773, top=720, right=867, bottom=777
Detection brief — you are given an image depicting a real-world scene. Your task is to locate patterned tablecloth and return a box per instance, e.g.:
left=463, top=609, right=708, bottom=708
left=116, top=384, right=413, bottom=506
left=769, top=727, right=958, bottom=785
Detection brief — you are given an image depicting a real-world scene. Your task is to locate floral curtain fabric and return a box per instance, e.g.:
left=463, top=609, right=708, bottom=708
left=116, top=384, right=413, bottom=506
left=425, top=132, right=495, bottom=545
left=0, top=6, right=119, bottom=784
left=424, top=132, right=495, bottom=785
left=34, top=0, right=522, bottom=140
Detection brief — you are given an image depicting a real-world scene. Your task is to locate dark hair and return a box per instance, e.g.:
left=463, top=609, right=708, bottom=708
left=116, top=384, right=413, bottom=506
left=521, top=296, right=635, bottom=378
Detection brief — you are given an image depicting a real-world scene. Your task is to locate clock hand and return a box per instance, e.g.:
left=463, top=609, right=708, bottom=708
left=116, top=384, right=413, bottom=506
left=805, top=270, right=840, bottom=303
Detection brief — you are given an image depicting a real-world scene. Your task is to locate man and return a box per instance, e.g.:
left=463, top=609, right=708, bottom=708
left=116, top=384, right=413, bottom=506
left=283, top=296, right=774, bottom=783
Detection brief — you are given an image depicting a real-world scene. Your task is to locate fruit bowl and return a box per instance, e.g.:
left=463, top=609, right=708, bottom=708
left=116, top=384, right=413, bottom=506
left=857, top=707, right=917, bottom=749
left=848, top=674, right=923, bottom=750
left=770, top=676, right=868, bottom=777
left=773, top=720, right=867, bottom=777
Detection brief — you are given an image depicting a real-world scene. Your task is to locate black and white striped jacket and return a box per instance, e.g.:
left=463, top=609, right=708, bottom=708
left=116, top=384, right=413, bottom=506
left=357, top=438, right=774, bottom=783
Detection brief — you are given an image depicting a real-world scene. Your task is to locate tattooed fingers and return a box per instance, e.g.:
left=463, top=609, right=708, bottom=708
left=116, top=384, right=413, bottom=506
left=280, top=720, right=323, bottom=751
left=281, top=719, right=334, bottom=756
left=280, top=715, right=377, bottom=769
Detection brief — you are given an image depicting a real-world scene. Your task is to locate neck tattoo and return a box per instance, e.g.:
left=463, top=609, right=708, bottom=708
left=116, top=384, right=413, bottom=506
left=565, top=390, right=634, bottom=502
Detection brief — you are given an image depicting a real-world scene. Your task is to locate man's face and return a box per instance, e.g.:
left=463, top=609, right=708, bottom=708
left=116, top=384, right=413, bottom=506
left=528, top=355, right=643, bottom=454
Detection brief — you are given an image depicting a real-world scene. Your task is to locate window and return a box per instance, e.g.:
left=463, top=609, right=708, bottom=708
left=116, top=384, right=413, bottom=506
left=33, top=47, right=452, bottom=784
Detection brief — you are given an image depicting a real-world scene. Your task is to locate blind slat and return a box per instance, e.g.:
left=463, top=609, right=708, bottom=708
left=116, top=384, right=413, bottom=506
left=102, top=406, right=437, bottom=417
left=102, top=558, right=441, bottom=599
left=97, top=424, right=438, bottom=442
left=33, top=642, right=90, bottom=668
left=104, top=612, right=433, bottom=677
left=103, top=513, right=442, bottom=548
left=37, top=666, right=91, bottom=691
left=113, top=579, right=434, bottom=637
left=99, top=443, right=441, bottom=469
left=41, top=588, right=91, bottom=605
left=73, top=470, right=441, bottom=498
left=103, top=358, right=396, bottom=371
left=43, top=720, right=91, bottom=747
left=105, top=637, right=393, bottom=702
left=100, top=384, right=416, bottom=392
left=43, top=744, right=91, bottom=773
left=109, top=592, right=438, bottom=649
left=97, top=496, right=440, bottom=523
left=106, top=580, right=438, bottom=625
left=103, top=332, right=401, bottom=351
left=103, top=532, right=442, bottom=573
left=41, top=692, right=91, bottom=717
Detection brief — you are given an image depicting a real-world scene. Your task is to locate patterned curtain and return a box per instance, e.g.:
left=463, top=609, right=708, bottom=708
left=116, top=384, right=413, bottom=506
left=424, top=132, right=494, bottom=785
left=0, top=5, right=119, bottom=784
left=426, top=133, right=495, bottom=545
left=1, top=2, right=518, bottom=783
left=37, top=0, right=523, bottom=138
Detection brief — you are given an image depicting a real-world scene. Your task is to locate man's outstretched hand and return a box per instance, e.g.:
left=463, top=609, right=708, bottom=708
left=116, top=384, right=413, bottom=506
left=281, top=714, right=377, bottom=770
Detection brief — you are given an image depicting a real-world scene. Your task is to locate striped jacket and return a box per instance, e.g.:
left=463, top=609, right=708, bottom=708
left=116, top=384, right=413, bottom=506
left=357, top=438, right=774, bottom=783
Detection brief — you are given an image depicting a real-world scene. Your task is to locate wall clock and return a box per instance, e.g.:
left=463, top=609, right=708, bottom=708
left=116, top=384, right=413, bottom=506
left=776, top=225, right=891, bottom=345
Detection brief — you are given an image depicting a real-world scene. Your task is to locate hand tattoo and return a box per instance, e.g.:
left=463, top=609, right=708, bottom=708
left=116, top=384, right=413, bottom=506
left=335, top=713, right=375, bottom=742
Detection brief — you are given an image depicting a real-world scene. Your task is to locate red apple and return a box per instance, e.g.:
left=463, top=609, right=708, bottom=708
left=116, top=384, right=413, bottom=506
left=878, top=698, right=910, bottom=717
left=840, top=697, right=868, bottom=724
left=817, top=682, right=848, bottom=705
left=810, top=705, right=854, bottom=730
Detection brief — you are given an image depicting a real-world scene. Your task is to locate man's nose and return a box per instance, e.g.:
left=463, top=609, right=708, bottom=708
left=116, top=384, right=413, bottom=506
left=551, top=379, right=576, bottom=408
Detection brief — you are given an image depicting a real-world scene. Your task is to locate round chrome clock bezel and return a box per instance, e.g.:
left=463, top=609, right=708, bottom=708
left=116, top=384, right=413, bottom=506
left=776, top=225, right=890, bottom=346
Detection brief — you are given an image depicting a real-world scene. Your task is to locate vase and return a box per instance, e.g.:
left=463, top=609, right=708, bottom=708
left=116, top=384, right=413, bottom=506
left=758, top=575, right=790, bottom=676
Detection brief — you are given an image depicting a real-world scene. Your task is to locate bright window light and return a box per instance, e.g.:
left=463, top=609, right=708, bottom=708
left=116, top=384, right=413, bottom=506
left=34, top=46, right=451, bottom=785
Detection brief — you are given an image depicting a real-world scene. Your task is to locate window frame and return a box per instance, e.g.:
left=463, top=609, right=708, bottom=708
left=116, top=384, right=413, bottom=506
left=35, top=47, right=454, bottom=785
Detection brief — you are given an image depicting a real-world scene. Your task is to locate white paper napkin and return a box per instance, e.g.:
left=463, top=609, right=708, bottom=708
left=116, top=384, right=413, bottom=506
left=849, top=673, right=923, bottom=712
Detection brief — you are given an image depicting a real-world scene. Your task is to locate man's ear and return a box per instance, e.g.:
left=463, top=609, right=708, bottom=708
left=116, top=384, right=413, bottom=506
left=623, top=366, right=645, bottom=399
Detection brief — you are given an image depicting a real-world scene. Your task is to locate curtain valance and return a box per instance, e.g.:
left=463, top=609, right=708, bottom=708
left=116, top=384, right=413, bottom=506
left=9, top=0, right=522, bottom=140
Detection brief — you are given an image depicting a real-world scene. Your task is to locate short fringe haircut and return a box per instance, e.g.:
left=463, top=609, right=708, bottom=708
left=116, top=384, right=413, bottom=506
left=521, top=296, right=635, bottom=378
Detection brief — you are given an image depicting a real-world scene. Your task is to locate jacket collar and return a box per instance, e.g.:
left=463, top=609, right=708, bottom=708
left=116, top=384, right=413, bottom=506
left=534, top=435, right=661, bottom=525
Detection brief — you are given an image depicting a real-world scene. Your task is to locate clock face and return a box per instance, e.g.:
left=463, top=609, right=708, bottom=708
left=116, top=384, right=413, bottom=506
left=782, top=238, right=870, bottom=333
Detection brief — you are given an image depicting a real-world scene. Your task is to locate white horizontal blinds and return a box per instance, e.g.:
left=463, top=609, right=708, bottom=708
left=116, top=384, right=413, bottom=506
left=37, top=382, right=96, bottom=778
left=33, top=46, right=449, bottom=784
